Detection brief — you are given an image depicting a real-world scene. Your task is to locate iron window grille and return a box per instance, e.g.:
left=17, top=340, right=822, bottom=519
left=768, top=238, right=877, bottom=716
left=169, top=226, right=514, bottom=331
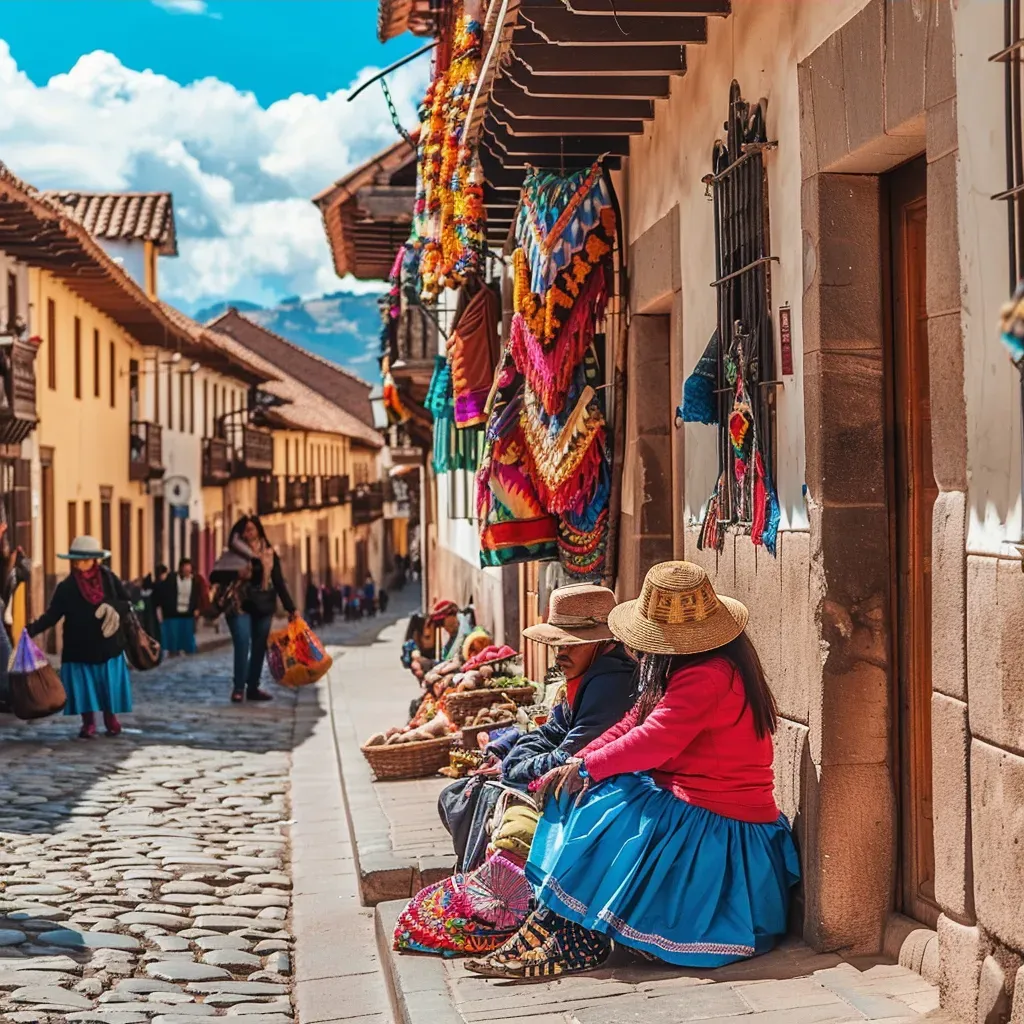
left=706, top=80, right=778, bottom=529
left=991, top=0, right=1024, bottom=540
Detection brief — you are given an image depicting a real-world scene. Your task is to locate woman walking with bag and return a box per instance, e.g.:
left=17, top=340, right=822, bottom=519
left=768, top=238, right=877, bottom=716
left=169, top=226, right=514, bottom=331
left=27, top=536, right=132, bottom=739
left=224, top=516, right=296, bottom=704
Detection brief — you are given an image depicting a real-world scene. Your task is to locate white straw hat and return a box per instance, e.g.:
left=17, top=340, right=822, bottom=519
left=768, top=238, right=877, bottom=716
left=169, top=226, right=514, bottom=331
left=607, top=561, right=748, bottom=656
left=58, top=536, right=110, bottom=561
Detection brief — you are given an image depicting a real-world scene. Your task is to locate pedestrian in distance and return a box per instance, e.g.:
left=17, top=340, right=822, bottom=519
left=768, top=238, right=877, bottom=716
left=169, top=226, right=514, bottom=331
left=362, top=574, right=377, bottom=617
left=27, top=535, right=132, bottom=740
left=378, top=588, right=390, bottom=614
left=225, top=516, right=297, bottom=705
left=304, top=576, right=322, bottom=627
left=155, top=558, right=200, bottom=656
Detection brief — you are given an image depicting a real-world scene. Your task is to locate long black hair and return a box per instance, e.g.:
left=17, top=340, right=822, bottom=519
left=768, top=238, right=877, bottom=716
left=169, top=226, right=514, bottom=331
left=634, top=631, right=778, bottom=739
left=229, top=515, right=269, bottom=548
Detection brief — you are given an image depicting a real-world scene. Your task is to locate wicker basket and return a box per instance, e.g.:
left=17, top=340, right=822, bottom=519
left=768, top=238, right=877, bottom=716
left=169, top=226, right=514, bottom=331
left=442, top=686, right=537, bottom=726
left=459, top=718, right=516, bottom=750
left=360, top=735, right=454, bottom=781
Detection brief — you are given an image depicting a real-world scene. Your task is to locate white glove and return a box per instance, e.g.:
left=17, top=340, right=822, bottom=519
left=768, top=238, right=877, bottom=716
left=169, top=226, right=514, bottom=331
left=95, top=603, right=121, bottom=639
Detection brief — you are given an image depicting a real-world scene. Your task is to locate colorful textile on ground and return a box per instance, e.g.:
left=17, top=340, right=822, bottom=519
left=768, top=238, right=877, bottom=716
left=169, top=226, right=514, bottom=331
left=525, top=774, right=800, bottom=968
left=411, top=13, right=486, bottom=299
left=467, top=906, right=611, bottom=978
left=393, top=851, right=533, bottom=957
left=679, top=330, right=721, bottom=425
left=61, top=656, right=133, bottom=716
left=477, top=163, right=615, bottom=578
left=448, top=284, right=500, bottom=428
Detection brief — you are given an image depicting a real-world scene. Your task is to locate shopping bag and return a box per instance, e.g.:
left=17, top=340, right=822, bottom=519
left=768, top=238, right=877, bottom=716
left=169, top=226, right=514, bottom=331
left=266, top=617, right=333, bottom=688
left=124, top=609, right=162, bottom=672
left=8, top=629, right=65, bottom=720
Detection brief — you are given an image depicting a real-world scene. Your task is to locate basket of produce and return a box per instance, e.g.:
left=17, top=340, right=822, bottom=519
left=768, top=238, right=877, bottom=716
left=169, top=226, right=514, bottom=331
left=361, top=713, right=455, bottom=781
left=460, top=718, right=517, bottom=751
left=442, top=684, right=536, bottom=726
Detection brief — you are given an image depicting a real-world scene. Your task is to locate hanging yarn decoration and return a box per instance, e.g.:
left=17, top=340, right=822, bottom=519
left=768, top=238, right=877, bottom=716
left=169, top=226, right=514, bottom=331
left=679, top=329, right=721, bottom=426
left=728, top=396, right=753, bottom=483
left=697, top=474, right=726, bottom=553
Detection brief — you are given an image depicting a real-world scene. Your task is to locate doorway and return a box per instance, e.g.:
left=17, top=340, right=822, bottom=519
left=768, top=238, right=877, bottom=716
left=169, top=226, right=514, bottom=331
left=886, top=157, right=938, bottom=927
left=120, top=501, right=132, bottom=581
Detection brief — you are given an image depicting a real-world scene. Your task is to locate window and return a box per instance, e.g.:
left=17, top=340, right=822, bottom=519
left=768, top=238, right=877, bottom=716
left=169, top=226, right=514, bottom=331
left=129, top=359, right=140, bottom=422
left=154, top=362, right=160, bottom=423
left=136, top=507, right=145, bottom=579
left=67, top=501, right=77, bottom=548
left=73, top=317, right=82, bottom=399
left=697, top=80, right=778, bottom=554
left=83, top=501, right=92, bottom=538
left=93, top=329, right=100, bottom=397
left=179, top=371, right=186, bottom=433
left=47, top=298, right=56, bottom=390
left=203, top=379, right=209, bottom=437
left=189, top=374, right=195, bottom=434
left=109, top=342, right=116, bottom=408
left=166, top=365, right=174, bottom=430
left=6, top=271, right=16, bottom=332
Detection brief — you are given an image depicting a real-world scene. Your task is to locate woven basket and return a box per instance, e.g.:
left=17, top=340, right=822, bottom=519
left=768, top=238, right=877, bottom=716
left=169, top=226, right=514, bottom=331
left=360, top=735, right=454, bottom=781
left=459, top=718, right=516, bottom=750
left=442, top=686, right=537, bottom=726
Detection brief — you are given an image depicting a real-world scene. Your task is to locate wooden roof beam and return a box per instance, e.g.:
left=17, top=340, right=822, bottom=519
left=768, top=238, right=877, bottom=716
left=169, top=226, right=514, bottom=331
left=493, top=109, right=645, bottom=136
left=531, top=0, right=730, bottom=14
left=486, top=122, right=630, bottom=156
left=354, top=185, right=415, bottom=221
left=512, top=32, right=687, bottom=74
left=492, top=80, right=654, bottom=120
left=505, top=58, right=671, bottom=98
left=520, top=8, right=707, bottom=45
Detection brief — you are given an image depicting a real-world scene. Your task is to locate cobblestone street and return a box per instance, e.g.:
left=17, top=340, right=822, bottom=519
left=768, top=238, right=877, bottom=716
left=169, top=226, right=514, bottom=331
left=0, top=603, right=408, bottom=1024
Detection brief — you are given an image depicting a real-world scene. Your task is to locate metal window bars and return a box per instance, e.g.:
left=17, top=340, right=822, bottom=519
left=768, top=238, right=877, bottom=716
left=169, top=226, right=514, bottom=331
left=706, top=80, right=778, bottom=527
left=991, top=0, right=1024, bottom=545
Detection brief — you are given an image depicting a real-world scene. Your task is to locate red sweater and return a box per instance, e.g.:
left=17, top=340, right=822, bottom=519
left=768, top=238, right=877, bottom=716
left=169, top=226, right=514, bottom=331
left=580, top=657, right=779, bottom=824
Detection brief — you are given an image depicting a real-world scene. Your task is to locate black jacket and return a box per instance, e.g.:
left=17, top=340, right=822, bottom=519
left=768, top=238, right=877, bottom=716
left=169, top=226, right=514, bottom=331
left=242, top=553, right=296, bottom=617
left=495, top=644, right=637, bottom=785
left=28, top=568, right=129, bottom=665
left=153, top=574, right=200, bottom=620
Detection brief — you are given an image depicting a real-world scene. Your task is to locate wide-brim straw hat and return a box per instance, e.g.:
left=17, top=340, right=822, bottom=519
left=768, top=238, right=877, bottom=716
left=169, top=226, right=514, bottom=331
left=58, top=535, right=110, bottom=561
left=608, top=561, right=748, bottom=656
left=522, top=583, right=617, bottom=646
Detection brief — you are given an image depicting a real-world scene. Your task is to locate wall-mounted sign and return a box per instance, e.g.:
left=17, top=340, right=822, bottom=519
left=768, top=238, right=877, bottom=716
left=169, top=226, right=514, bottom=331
left=779, top=304, right=794, bottom=376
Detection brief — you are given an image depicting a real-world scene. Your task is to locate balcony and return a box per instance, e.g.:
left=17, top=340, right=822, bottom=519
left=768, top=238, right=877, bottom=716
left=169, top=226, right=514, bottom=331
left=202, top=436, right=231, bottom=487
left=129, top=421, right=164, bottom=482
left=388, top=307, right=439, bottom=390
left=324, top=474, right=349, bottom=505
left=232, top=425, right=274, bottom=476
left=256, top=475, right=281, bottom=517
left=284, top=476, right=313, bottom=512
left=352, top=481, right=385, bottom=525
left=0, top=338, right=38, bottom=445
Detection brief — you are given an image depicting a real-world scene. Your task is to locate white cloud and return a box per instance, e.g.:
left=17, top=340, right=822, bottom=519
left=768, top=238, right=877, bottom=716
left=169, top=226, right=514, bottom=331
left=0, top=41, right=426, bottom=312
left=152, top=0, right=219, bottom=17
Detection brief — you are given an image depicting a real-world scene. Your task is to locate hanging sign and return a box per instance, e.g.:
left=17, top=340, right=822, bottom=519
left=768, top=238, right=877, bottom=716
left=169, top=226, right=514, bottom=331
left=779, top=304, right=794, bottom=376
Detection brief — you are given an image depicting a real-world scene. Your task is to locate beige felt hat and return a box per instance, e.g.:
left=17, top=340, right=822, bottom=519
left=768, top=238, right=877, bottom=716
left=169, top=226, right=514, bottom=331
left=522, top=583, right=616, bottom=647
left=607, top=561, right=748, bottom=656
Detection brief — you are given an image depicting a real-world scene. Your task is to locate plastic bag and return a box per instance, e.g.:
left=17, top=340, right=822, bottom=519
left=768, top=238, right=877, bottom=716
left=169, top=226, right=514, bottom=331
left=9, top=630, right=65, bottom=720
left=266, top=617, right=333, bottom=688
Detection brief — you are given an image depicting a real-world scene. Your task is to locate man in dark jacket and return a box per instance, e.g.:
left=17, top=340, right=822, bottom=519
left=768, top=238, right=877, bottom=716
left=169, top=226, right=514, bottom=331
left=438, top=584, right=635, bottom=872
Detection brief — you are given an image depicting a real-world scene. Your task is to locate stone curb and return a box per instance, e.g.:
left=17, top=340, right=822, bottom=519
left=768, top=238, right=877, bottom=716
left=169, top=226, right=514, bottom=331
left=325, top=653, right=454, bottom=907
left=375, top=900, right=464, bottom=1024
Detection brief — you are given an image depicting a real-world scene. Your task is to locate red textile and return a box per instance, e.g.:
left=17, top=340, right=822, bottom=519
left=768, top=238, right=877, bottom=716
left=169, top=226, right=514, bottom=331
left=72, top=564, right=105, bottom=606
left=564, top=675, right=582, bottom=708
left=580, top=658, right=779, bottom=824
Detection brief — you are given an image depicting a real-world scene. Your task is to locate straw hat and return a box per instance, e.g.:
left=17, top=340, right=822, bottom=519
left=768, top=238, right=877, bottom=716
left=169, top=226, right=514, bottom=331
left=522, top=583, right=616, bottom=646
left=608, top=561, right=748, bottom=656
left=58, top=536, right=110, bottom=561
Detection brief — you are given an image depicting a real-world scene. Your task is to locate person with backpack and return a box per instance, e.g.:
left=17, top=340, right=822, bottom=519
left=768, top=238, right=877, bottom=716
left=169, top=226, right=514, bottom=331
left=26, top=535, right=132, bottom=739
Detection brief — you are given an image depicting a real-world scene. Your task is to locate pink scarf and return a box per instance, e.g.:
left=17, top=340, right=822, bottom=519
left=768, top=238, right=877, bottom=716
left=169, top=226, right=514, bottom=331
left=73, top=564, right=105, bottom=605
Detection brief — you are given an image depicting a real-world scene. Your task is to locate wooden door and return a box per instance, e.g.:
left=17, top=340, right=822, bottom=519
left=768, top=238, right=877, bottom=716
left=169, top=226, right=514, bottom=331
left=119, top=502, right=132, bottom=581
left=888, top=157, right=939, bottom=927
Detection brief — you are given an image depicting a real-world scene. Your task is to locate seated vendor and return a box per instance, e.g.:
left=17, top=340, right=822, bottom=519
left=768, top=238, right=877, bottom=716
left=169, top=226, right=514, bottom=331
left=464, top=561, right=800, bottom=981
left=409, top=599, right=461, bottom=681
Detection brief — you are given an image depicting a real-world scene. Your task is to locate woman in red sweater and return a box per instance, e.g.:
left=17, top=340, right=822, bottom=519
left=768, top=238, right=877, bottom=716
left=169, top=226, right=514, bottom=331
left=465, top=561, right=800, bottom=980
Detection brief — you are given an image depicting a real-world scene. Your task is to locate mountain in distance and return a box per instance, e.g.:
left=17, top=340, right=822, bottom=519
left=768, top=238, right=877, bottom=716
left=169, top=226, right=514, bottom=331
left=195, top=291, right=385, bottom=381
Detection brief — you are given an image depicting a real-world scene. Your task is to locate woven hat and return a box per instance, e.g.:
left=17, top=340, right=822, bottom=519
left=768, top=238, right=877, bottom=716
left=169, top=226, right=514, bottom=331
left=58, top=535, right=110, bottom=561
left=428, top=598, right=459, bottom=624
left=522, top=584, right=616, bottom=646
left=608, top=561, right=748, bottom=656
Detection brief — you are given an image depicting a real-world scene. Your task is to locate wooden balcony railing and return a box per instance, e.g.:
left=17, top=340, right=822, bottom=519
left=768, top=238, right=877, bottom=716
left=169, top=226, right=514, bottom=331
left=129, top=421, right=164, bottom=481
left=324, top=474, right=349, bottom=505
left=233, top=425, right=274, bottom=476
left=256, top=475, right=282, bottom=517
left=352, top=481, right=385, bottom=525
left=202, top=436, right=231, bottom=487
left=284, top=476, right=312, bottom=512
left=0, top=339, right=38, bottom=445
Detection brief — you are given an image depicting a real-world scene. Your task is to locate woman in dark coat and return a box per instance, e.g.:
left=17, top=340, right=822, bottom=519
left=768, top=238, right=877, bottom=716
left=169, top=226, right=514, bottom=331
left=225, top=516, right=296, bottom=704
left=27, top=535, right=131, bottom=739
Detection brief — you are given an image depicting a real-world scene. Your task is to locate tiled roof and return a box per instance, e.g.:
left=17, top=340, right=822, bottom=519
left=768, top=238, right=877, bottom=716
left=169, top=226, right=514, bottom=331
left=378, top=0, right=435, bottom=42
left=208, top=308, right=379, bottom=433
left=41, top=191, right=178, bottom=256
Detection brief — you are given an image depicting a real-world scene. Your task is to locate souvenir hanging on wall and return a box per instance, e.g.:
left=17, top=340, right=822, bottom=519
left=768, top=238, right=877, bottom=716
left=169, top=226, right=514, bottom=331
left=447, top=282, right=500, bottom=428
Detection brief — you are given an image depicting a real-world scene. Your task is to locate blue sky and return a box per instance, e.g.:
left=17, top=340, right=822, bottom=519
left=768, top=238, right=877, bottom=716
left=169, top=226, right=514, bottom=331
left=0, top=0, right=429, bottom=313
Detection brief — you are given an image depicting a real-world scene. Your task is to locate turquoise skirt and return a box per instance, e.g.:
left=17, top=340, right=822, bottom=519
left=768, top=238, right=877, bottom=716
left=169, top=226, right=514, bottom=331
left=61, top=656, right=133, bottom=715
left=525, top=773, right=800, bottom=967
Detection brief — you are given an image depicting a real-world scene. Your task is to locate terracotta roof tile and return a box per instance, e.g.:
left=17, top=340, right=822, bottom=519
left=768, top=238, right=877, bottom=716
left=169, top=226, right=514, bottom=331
left=41, top=191, right=178, bottom=256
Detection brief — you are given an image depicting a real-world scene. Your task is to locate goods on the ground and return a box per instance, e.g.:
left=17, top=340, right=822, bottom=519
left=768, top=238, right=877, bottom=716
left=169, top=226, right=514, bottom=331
left=362, top=710, right=454, bottom=747
left=465, top=701, right=516, bottom=727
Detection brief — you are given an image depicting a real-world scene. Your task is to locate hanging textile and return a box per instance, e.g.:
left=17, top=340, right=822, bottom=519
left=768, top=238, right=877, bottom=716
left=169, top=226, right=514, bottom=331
left=448, top=283, right=500, bottom=428
left=476, top=164, right=616, bottom=579
left=678, top=330, right=721, bottom=426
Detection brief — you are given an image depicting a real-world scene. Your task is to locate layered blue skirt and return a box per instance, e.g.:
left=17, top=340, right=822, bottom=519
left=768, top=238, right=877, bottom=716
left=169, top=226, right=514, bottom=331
left=161, top=617, right=196, bottom=655
left=525, top=773, right=800, bottom=967
left=61, top=657, right=133, bottom=715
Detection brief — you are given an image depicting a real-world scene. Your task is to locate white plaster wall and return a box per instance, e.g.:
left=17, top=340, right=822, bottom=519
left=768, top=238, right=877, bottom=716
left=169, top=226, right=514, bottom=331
left=100, top=240, right=146, bottom=292
left=626, top=0, right=873, bottom=532
left=955, top=0, right=1023, bottom=554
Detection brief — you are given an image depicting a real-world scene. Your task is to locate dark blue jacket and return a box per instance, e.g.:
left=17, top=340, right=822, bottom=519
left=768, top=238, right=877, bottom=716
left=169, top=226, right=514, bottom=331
left=489, top=644, right=636, bottom=786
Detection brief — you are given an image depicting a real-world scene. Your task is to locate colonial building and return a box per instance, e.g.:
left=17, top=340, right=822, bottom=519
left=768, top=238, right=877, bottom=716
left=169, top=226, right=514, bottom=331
left=325, top=0, right=1024, bottom=1018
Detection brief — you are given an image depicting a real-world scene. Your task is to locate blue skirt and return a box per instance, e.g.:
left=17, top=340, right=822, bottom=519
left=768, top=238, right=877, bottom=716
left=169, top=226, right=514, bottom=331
left=61, top=656, right=133, bottom=715
left=525, top=773, right=800, bottom=967
left=161, top=617, right=196, bottom=655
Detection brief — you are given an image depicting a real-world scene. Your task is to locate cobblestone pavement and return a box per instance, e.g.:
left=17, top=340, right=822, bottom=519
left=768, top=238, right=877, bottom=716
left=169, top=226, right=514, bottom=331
left=0, top=604, right=412, bottom=1024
